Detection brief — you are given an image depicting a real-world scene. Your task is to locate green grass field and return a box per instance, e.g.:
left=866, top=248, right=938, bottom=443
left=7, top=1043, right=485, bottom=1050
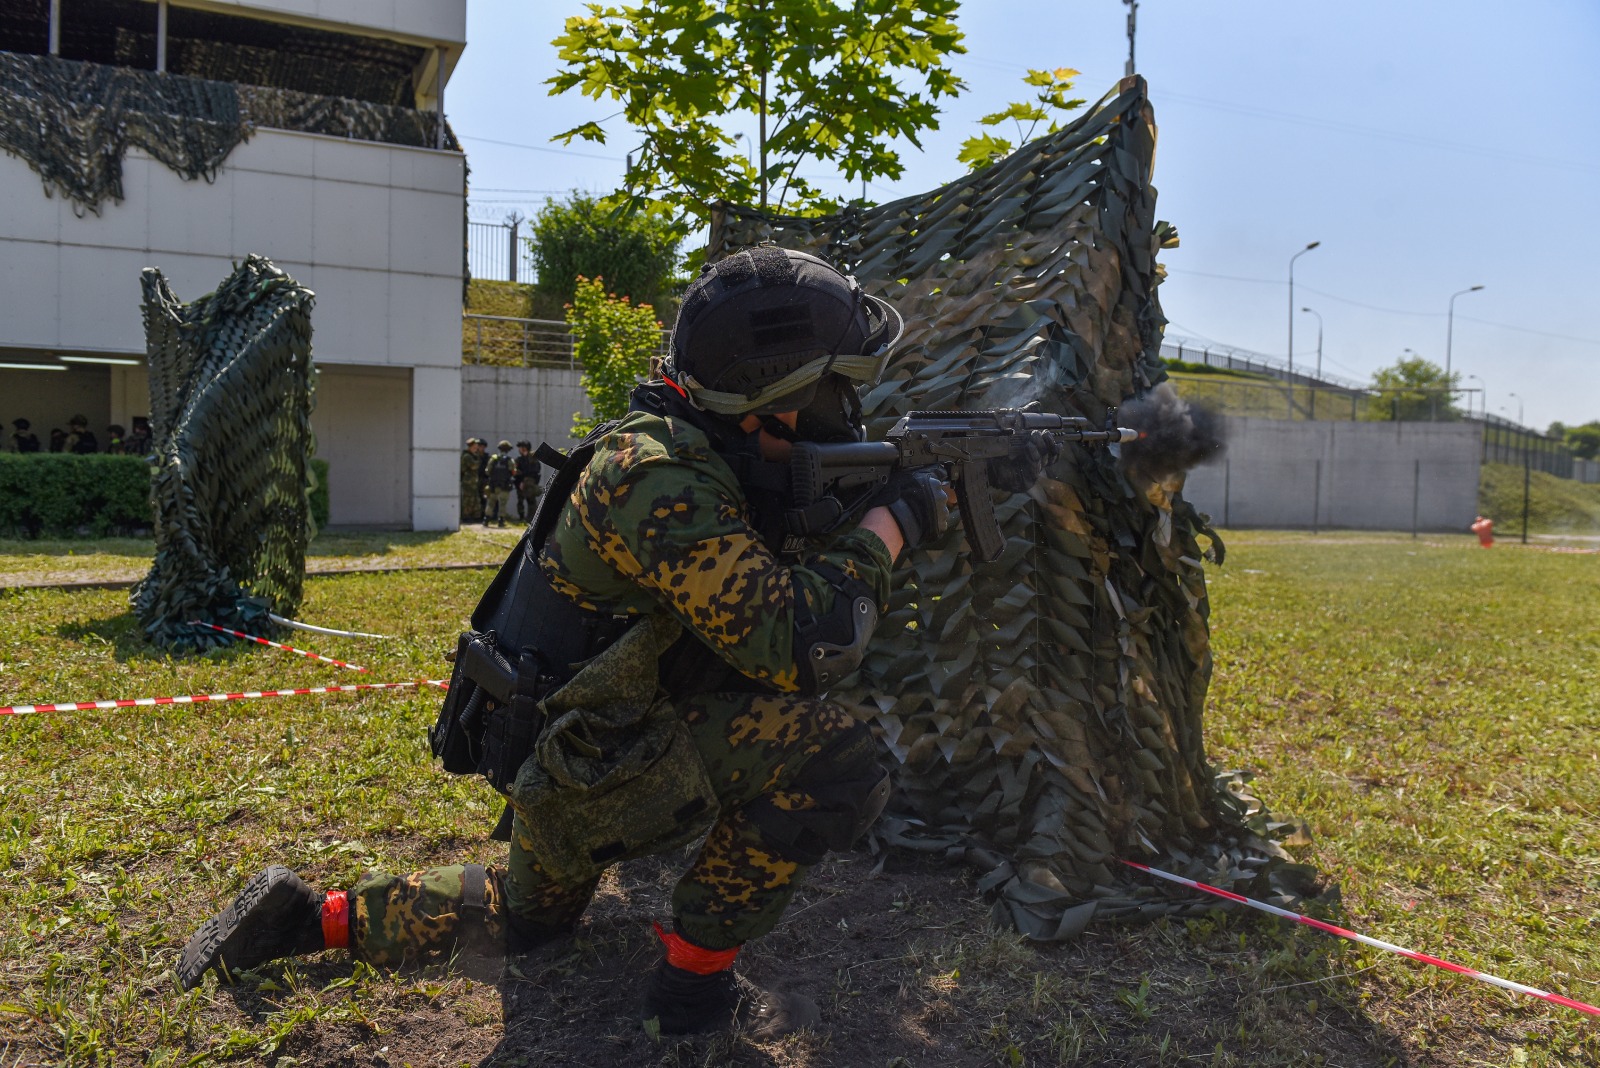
left=1, top=531, right=1596, bottom=1065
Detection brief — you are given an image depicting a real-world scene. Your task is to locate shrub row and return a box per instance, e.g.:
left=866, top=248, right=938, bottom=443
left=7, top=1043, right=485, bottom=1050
left=0, top=455, right=330, bottom=538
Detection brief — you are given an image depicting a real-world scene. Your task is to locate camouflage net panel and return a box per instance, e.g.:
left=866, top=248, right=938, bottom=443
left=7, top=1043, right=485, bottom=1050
left=0, top=52, right=457, bottom=214
left=237, top=84, right=458, bottom=154
left=131, top=256, right=318, bottom=652
left=0, top=52, right=243, bottom=212
left=710, top=77, right=1313, bottom=940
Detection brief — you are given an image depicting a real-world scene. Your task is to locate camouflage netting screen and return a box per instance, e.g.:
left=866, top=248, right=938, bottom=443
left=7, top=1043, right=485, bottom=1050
left=710, top=77, right=1310, bottom=940
left=131, top=256, right=318, bottom=652
left=0, top=52, right=457, bottom=214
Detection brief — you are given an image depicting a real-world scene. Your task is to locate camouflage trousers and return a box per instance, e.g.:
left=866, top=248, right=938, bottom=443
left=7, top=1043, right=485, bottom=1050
left=461, top=485, right=483, bottom=522
left=349, top=692, right=867, bottom=964
left=484, top=488, right=511, bottom=524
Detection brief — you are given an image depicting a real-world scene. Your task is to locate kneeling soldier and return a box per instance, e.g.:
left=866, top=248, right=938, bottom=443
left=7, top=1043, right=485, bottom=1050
left=179, top=249, right=1049, bottom=1037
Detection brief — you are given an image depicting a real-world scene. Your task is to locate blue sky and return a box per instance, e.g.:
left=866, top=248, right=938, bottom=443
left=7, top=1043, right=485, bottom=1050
left=448, top=0, right=1599, bottom=431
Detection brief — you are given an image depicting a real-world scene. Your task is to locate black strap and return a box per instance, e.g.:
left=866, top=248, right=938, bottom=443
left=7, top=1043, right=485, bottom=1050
left=461, top=863, right=489, bottom=920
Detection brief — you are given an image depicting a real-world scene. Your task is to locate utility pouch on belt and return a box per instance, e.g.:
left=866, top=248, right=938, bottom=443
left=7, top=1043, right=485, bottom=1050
left=506, top=615, right=717, bottom=887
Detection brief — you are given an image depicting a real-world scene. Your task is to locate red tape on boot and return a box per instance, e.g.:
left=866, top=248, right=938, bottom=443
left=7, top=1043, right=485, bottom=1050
left=653, top=922, right=739, bottom=975
left=322, top=891, right=350, bottom=950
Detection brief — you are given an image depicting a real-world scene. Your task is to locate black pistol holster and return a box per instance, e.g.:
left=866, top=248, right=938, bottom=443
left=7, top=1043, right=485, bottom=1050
left=429, top=427, right=636, bottom=839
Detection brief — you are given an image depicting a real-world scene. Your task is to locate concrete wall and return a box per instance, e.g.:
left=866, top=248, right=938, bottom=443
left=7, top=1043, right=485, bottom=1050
left=1180, top=418, right=1482, bottom=532
left=460, top=365, right=593, bottom=454
left=0, top=126, right=464, bottom=529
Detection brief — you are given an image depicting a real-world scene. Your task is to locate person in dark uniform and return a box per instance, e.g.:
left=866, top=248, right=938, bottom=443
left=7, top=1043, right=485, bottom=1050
left=513, top=441, right=541, bottom=523
left=484, top=441, right=516, bottom=528
left=65, top=415, right=99, bottom=454
left=126, top=416, right=152, bottom=458
left=9, top=418, right=38, bottom=453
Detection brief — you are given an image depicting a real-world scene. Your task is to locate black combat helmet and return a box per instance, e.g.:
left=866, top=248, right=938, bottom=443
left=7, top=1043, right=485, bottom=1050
left=665, top=247, right=902, bottom=427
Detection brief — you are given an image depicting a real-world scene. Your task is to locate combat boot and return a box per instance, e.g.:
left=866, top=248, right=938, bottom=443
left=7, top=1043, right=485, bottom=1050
left=640, top=926, right=819, bottom=1039
left=178, top=866, right=336, bottom=990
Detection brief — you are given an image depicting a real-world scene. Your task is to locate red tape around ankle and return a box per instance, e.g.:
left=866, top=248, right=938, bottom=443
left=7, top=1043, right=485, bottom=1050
left=653, top=922, right=739, bottom=975
left=322, top=891, right=350, bottom=950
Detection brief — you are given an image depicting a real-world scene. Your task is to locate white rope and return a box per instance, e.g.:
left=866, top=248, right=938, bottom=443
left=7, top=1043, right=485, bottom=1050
left=268, top=613, right=393, bottom=641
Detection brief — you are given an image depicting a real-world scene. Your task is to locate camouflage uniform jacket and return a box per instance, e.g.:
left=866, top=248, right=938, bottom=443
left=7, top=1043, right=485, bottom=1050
left=539, top=411, right=894, bottom=694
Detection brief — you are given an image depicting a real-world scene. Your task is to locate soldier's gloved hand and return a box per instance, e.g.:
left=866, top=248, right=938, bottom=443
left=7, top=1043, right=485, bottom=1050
left=868, top=467, right=952, bottom=551
left=987, top=429, right=1063, bottom=493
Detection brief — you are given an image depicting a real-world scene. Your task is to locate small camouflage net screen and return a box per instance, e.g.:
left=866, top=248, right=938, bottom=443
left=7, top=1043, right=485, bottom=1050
left=0, top=52, right=457, bottom=214
left=131, top=256, right=318, bottom=652
left=710, top=77, right=1312, bottom=939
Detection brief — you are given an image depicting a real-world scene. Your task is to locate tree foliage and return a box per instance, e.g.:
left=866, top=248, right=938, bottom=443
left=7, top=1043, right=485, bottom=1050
left=547, top=0, right=966, bottom=220
left=528, top=192, right=682, bottom=307
left=1363, top=355, right=1461, bottom=421
left=567, top=276, right=662, bottom=438
left=959, top=67, right=1085, bottom=171
left=1548, top=420, right=1600, bottom=460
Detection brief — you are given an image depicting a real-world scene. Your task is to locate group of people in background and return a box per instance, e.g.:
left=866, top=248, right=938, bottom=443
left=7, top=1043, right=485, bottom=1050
left=4, top=414, right=152, bottom=457
left=460, top=437, right=542, bottom=527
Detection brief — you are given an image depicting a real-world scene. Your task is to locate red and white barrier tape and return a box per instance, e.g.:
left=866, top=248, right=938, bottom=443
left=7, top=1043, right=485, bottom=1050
left=1122, top=859, right=1600, bottom=1018
left=188, top=621, right=369, bottom=673
left=1, top=678, right=448, bottom=717
left=268, top=613, right=394, bottom=641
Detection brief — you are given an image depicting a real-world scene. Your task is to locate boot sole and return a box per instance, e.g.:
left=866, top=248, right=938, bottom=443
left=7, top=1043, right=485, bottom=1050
left=178, top=865, right=301, bottom=990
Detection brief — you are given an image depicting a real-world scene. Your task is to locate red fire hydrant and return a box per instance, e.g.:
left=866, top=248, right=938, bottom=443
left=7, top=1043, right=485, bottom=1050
left=1471, top=515, right=1494, bottom=548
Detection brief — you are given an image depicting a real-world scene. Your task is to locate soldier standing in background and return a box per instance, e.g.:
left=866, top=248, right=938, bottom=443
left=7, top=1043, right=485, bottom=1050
left=460, top=437, right=487, bottom=524
left=10, top=419, right=40, bottom=453
left=484, top=441, right=515, bottom=528
left=65, top=415, right=99, bottom=454
left=512, top=440, right=540, bottom=523
left=126, top=417, right=152, bottom=458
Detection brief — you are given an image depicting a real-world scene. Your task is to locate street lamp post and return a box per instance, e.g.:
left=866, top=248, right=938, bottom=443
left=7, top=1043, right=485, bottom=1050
left=1288, top=242, right=1320, bottom=381
left=1445, top=285, right=1484, bottom=380
left=1466, top=373, right=1484, bottom=419
left=1508, top=392, right=1523, bottom=426
left=1299, top=306, right=1323, bottom=378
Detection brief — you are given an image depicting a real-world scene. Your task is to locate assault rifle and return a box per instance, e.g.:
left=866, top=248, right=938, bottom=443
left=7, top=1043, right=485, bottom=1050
left=787, top=409, right=1137, bottom=563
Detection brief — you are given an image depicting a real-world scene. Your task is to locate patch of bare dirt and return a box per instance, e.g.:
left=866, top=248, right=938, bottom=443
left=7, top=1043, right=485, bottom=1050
left=219, top=848, right=1425, bottom=1068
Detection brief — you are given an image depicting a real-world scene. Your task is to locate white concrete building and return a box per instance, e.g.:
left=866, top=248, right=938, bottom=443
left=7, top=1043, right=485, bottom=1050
left=0, top=0, right=467, bottom=529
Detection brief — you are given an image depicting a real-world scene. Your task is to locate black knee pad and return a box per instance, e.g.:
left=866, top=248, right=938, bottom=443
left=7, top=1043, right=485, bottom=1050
left=743, top=720, right=889, bottom=865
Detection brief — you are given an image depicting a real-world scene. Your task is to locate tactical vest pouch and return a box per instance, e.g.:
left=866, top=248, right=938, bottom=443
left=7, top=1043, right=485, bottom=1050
left=505, top=616, right=717, bottom=886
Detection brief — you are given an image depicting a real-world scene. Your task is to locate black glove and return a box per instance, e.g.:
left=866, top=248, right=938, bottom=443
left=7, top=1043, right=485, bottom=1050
left=987, top=429, right=1063, bottom=494
left=867, top=467, right=951, bottom=551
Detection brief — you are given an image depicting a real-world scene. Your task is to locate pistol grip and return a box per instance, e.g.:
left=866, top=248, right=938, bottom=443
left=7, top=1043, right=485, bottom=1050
left=956, top=461, right=1006, bottom=564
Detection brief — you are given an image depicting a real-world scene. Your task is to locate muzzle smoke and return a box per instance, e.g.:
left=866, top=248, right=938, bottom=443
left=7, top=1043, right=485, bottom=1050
left=1117, top=383, right=1227, bottom=482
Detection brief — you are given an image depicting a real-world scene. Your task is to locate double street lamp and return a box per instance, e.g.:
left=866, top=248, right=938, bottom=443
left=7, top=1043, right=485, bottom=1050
left=1287, top=241, right=1320, bottom=379
left=1445, top=284, right=1484, bottom=379
left=1299, top=306, right=1323, bottom=379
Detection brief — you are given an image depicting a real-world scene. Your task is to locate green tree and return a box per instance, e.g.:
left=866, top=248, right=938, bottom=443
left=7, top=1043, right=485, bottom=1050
left=1555, top=420, right=1600, bottom=460
left=529, top=192, right=683, bottom=308
left=567, top=275, right=662, bottom=438
left=548, top=0, right=966, bottom=220
left=959, top=67, right=1085, bottom=171
left=1363, top=355, right=1461, bottom=421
